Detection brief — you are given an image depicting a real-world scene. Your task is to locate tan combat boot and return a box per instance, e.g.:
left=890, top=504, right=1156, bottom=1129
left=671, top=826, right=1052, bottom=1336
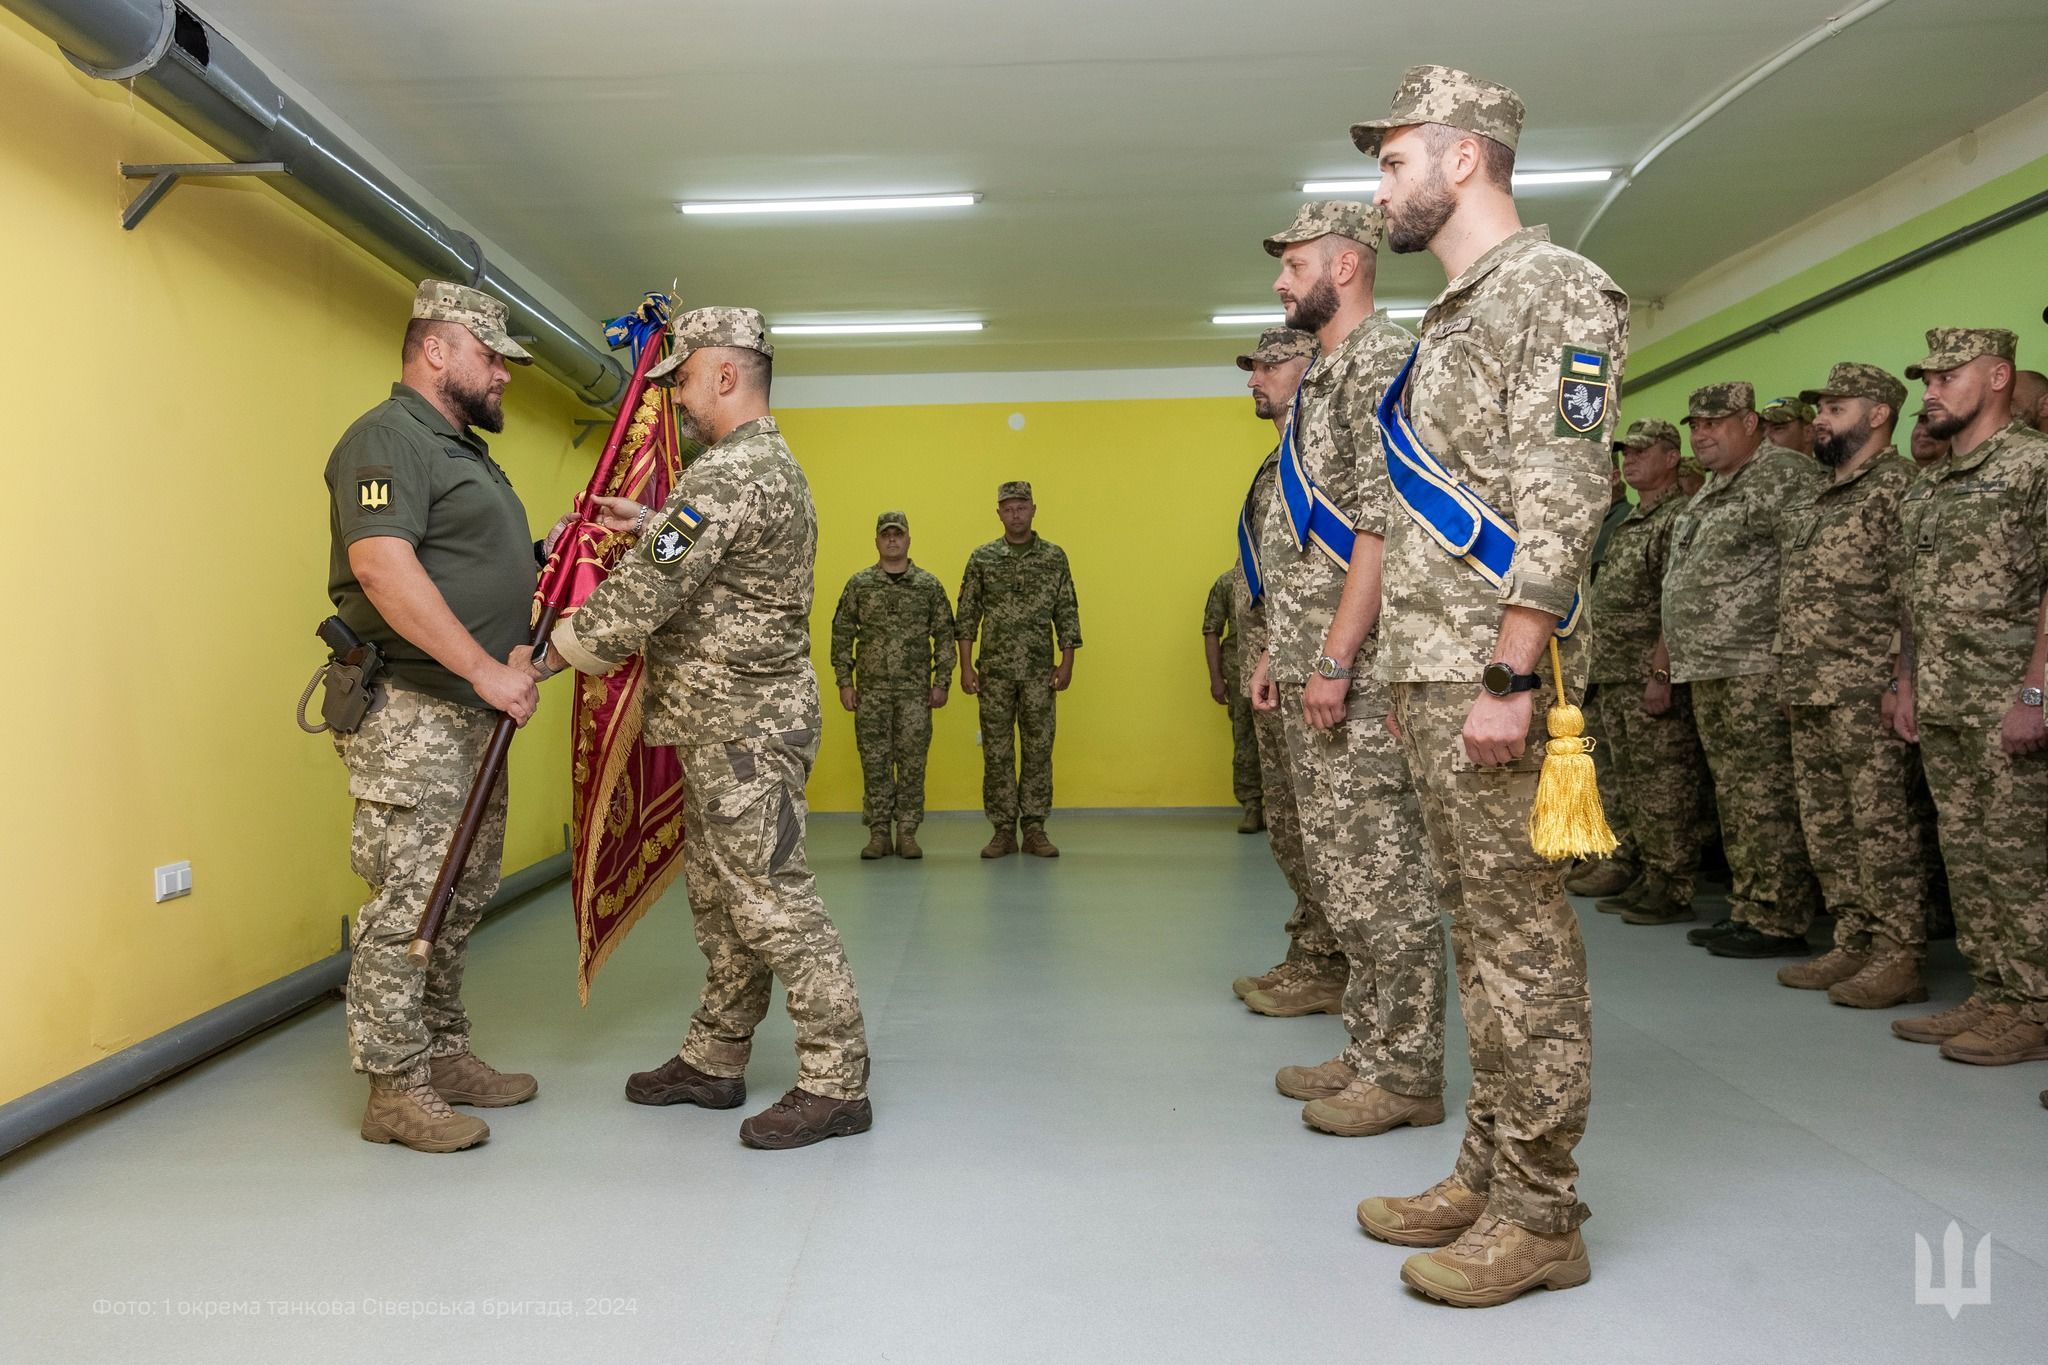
left=1891, top=995, right=1994, bottom=1044
left=1232, top=960, right=1289, bottom=1000
left=1303, top=1080, right=1445, bottom=1136
left=979, top=826, right=1017, bottom=859
left=1236, top=801, right=1265, bottom=834
left=1399, top=1214, right=1591, bottom=1307
left=1564, top=858, right=1634, bottom=898
left=861, top=827, right=893, bottom=860
left=1777, top=947, right=1870, bottom=992
left=361, top=1078, right=489, bottom=1153
left=895, top=825, right=923, bottom=860
left=1357, top=1175, right=1487, bottom=1247
left=429, top=1050, right=538, bottom=1107
left=1275, top=1057, right=1355, bottom=1101
left=1939, top=1009, right=2048, bottom=1065
left=1243, top=961, right=1343, bottom=1018
left=1021, top=826, right=1060, bottom=858
left=1827, top=949, right=1927, bottom=1008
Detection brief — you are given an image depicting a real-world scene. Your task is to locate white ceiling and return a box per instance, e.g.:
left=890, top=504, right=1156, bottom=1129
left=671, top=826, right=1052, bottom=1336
left=198, top=0, right=2048, bottom=376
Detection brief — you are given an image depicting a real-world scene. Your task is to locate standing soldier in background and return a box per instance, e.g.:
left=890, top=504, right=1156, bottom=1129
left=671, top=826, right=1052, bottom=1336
left=1351, top=66, right=1624, bottom=1304
left=957, top=482, right=1083, bottom=859
left=1202, top=567, right=1264, bottom=832
left=831, top=511, right=955, bottom=861
left=1227, top=327, right=1347, bottom=1012
left=1907, top=407, right=1952, bottom=469
left=1564, top=446, right=1643, bottom=901
left=1891, top=329, right=2048, bottom=1074
left=327, top=280, right=545, bottom=1154
left=1761, top=395, right=1818, bottom=456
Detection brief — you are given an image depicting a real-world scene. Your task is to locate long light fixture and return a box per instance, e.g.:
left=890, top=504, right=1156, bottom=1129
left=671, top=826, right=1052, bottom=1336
left=1299, top=169, right=1614, bottom=194
left=770, top=321, right=985, bottom=336
left=1212, top=308, right=1426, bottom=325
left=677, top=193, right=980, bottom=216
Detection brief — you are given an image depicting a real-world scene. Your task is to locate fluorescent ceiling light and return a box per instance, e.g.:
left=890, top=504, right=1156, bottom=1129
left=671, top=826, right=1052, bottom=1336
left=1388, top=308, right=1427, bottom=320
left=1298, top=169, right=1613, bottom=194
left=1300, top=179, right=1380, bottom=194
left=1212, top=309, right=1427, bottom=325
left=678, top=193, right=979, bottom=216
left=770, top=321, right=984, bottom=336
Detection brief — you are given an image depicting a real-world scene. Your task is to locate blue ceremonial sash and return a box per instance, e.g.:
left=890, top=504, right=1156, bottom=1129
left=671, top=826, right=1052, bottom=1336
left=1236, top=473, right=1266, bottom=604
left=1376, top=344, right=1582, bottom=637
left=1276, top=389, right=1357, bottom=572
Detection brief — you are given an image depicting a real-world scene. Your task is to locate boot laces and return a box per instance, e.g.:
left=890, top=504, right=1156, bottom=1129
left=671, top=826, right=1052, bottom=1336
left=405, top=1082, right=457, bottom=1118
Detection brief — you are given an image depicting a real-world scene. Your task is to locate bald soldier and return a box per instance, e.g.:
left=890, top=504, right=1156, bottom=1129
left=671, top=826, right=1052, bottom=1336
left=1227, top=327, right=1349, bottom=1012
left=1761, top=394, right=1818, bottom=456
left=1891, top=328, right=2048, bottom=1074
left=2013, top=369, right=2048, bottom=433
left=525, top=306, right=872, bottom=1150
left=1350, top=66, right=1625, bottom=1305
left=1246, top=201, right=1447, bottom=1138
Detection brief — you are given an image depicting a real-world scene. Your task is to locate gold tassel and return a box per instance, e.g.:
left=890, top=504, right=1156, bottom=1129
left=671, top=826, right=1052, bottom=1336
left=1528, top=635, right=1619, bottom=861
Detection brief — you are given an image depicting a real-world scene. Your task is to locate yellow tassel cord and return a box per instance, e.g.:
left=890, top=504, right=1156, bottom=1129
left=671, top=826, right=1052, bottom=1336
left=1528, top=635, right=1619, bottom=861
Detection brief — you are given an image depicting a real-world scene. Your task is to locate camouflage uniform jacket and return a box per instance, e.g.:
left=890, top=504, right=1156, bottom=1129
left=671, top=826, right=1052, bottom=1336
left=1229, top=444, right=1281, bottom=690
left=1773, top=447, right=1916, bottom=705
left=830, top=562, right=956, bottom=695
left=1662, top=443, right=1822, bottom=684
left=554, top=416, right=821, bottom=745
left=1202, top=569, right=1238, bottom=650
left=1376, top=227, right=1629, bottom=687
left=1586, top=491, right=1683, bottom=685
left=955, top=534, right=1082, bottom=680
left=1898, top=419, right=2048, bottom=725
left=1259, top=313, right=1411, bottom=707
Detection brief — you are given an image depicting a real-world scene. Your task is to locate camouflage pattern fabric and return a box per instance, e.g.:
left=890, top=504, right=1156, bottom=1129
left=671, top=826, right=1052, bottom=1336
left=1663, top=443, right=1824, bottom=683
left=956, top=534, right=1083, bottom=680
left=674, top=727, right=870, bottom=1098
left=1351, top=64, right=1527, bottom=154
left=1231, top=447, right=1280, bottom=669
left=647, top=305, right=773, bottom=384
left=1580, top=687, right=1638, bottom=874
left=1904, top=326, right=2019, bottom=379
left=1773, top=449, right=1917, bottom=705
left=1263, top=200, right=1386, bottom=256
left=978, top=678, right=1056, bottom=828
left=1203, top=569, right=1260, bottom=804
left=1252, top=700, right=1341, bottom=963
left=1690, top=674, right=1824, bottom=936
left=337, top=684, right=507, bottom=1087
left=1604, top=683, right=1708, bottom=903
left=1587, top=496, right=1684, bottom=686
left=1789, top=703, right=1932, bottom=952
left=409, top=279, right=531, bottom=363
left=830, top=563, right=955, bottom=695
left=853, top=693, right=934, bottom=830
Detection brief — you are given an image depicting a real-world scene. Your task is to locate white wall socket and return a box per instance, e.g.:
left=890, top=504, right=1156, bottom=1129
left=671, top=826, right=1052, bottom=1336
left=154, top=861, right=193, bottom=903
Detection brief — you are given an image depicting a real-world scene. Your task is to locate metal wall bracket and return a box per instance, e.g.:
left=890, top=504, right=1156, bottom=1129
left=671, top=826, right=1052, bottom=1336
left=570, top=419, right=610, bottom=449
left=119, top=161, right=289, bottom=231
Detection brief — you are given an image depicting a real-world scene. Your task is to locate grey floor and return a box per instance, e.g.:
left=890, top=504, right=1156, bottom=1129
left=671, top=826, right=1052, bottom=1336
left=3, top=811, right=2043, bottom=1364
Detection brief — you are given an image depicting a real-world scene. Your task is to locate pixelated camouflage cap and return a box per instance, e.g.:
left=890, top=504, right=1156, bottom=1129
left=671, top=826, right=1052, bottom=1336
left=997, top=480, right=1033, bottom=503
left=1620, top=418, right=1682, bottom=450
left=646, top=306, right=774, bottom=383
left=1677, top=449, right=1706, bottom=476
left=1263, top=201, right=1386, bottom=257
left=1235, top=326, right=1318, bottom=371
left=1350, top=64, right=1525, bottom=157
left=411, top=279, right=532, bottom=363
left=1904, top=327, right=2019, bottom=380
left=1759, top=395, right=1815, bottom=424
left=876, top=510, right=910, bottom=533
left=1799, top=362, right=1906, bottom=413
left=1681, top=381, right=1756, bottom=424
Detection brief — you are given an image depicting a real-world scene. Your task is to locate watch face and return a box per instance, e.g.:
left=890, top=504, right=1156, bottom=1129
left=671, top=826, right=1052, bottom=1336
left=1482, top=662, right=1512, bottom=695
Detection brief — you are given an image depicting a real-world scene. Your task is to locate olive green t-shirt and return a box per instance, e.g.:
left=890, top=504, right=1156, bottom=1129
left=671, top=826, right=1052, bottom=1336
left=325, top=384, right=534, bottom=709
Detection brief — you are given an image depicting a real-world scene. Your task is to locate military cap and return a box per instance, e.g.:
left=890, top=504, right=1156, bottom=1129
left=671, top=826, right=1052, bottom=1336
left=1759, top=395, right=1815, bottom=424
left=1620, top=418, right=1682, bottom=450
left=1904, top=327, right=2019, bottom=380
left=1799, top=362, right=1907, bottom=413
left=1263, top=201, right=1386, bottom=257
left=1235, top=326, right=1318, bottom=371
left=1681, top=381, right=1756, bottom=425
left=1350, top=64, right=1526, bottom=157
left=876, top=510, right=910, bottom=533
left=411, top=279, right=532, bottom=363
left=1678, top=449, right=1706, bottom=476
left=997, top=480, right=1033, bottom=503
left=647, top=306, right=774, bottom=383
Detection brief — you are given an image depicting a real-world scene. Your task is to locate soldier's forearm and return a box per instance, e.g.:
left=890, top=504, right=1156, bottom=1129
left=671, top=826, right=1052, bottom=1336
left=2025, top=589, right=2048, bottom=687
left=1489, top=606, right=1554, bottom=674
left=1204, top=634, right=1224, bottom=684
left=1322, top=531, right=1385, bottom=661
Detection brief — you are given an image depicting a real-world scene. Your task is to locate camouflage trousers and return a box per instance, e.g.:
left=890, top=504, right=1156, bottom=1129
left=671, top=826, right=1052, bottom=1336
left=853, top=689, right=933, bottom=830
left=979, top=676, right=1056, bottom=829
left=1252, top=700, right=1340, bottom=964
left=1393, top=680, right=1590, bottom=1236
left=1581, top=686, right=1639, bottom=874
left=1224, top=652, right=1260, bottom=805
left=1690, top=674, right=1823, bottom=937
left=1603, top=680, right=1708, bottom=901
left=1918, top=723, right=2048, bottom=1021
left=336, top=685, right=507, bottom=1088
left=1279, top=686, right=1446, bottom=1096
left=1788, top=701, right=1932, bottom=954
left=677, top=727, right=870, bottom=1099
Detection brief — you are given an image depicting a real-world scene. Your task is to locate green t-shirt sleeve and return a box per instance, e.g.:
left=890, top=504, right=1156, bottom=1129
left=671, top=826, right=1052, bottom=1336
left=332, top=425, right=431, bottom=547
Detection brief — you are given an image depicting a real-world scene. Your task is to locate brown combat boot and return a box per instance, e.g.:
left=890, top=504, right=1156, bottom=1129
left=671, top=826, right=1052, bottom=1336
left=1275, top=1056, right=1356, bottom=1101
left=625, top=1054, right=746, bottom=1109
left=1357, top=1175, right=1488, bottom=1247
left=980, top=826, right=1017, bottom=859
left=1303, top=1080, right=1445, bottom=1136
left=1777, top=947, right=1869, bottom=992
left=1400, top=1215, right=1592, bottom=1307
left=1892, top=995, right=1994, bottom=1044
left=1243, top=961, right=1343, bottom=1017
left=861, top=827, right=893, bottom=860
left=895, top=825, right=923, bottom=860
left=1021, top=825, right=1060, bottom=858
left=1827, top=949, right=1927, bottom=1008
left=1564, top=858, right=1635, bottom=898
left=1939, top=1009, right=2048, bottom=1066
left=1620, top=890, right=1697, bottom=926
left=1593, top=875, right=1649, bottom=915
left=1233, top=960, right=1290, bottom=1000
left=429, top=1050, right=537, bottom=1107
left=738, top=1088, right=874, bottom=1150
left=361, top=1078, right=489, bottom=1153
left=1236, top=801, right=1265, bottom=834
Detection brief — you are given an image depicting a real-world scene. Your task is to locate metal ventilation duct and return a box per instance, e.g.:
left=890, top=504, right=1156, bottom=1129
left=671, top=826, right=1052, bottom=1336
left=7, top=0, right=628, bottom=408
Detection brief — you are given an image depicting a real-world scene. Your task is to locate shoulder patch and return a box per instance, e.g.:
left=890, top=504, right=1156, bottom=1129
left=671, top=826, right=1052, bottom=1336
left=355, top=467, right=394, bottom=514
left=645, top=504, right=706, bottom=568
left=1555, top=346, right=1611, bottom=440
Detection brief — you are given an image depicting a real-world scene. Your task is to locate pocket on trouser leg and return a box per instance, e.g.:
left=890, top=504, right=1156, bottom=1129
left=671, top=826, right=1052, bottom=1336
left=1518, top=994, right=1592, bottom=1128
left=347, top=773, right=423, bottom=892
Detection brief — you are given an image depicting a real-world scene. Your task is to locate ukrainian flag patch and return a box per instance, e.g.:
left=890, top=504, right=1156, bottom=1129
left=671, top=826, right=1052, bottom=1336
left=1555, top=346, right=1611, bottom=439
left=646, top=504, right=705, bottom=568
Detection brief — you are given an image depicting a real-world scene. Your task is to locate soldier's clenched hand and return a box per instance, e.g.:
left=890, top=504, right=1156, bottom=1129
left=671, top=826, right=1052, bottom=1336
left=473, top=659, right=539, bottom=726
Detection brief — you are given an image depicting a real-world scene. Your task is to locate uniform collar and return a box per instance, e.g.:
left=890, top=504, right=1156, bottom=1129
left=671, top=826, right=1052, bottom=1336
left=1941, top=416, right=2032, bottom=476
left=712, top=414, right=780, bottom=450
left=1429, top=225, right=1551, bottom=314
left=1303, top=309, right=1393, bottom=390
left=390, top=383, right=488, bottom=455
left=1820, top=444, right=1900, bottom=492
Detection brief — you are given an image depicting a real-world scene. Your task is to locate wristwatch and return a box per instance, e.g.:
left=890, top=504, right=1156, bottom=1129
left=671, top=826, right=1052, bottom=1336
left=1311, top=654, right=1353, bottom=680
left=2022, top=686, right=2045, bottom=708
left=1481, top=662, right=1540, bottom=698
